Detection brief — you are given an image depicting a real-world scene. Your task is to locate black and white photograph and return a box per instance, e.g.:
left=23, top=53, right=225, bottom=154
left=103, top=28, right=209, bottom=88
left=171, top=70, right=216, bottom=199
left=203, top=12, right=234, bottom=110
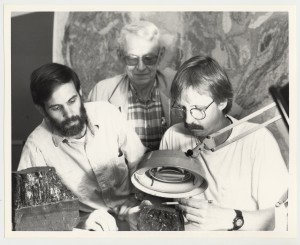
left=2, top=2, right=298, bottom=243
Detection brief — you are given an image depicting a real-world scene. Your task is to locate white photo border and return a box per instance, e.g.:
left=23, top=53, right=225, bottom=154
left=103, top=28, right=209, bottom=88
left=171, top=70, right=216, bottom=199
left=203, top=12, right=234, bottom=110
left=2, top=1, right=298, bottom=244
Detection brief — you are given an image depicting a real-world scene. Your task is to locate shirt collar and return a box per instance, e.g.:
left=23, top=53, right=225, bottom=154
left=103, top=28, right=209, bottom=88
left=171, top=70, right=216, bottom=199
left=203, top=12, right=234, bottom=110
left=51, top=116, right=98, bottom=147
left=129, top=78, right=158, bottom=103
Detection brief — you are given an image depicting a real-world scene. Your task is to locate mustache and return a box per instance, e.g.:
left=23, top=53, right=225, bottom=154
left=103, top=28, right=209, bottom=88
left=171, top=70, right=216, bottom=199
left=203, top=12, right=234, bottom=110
left=184, top=123, right=204, bottom=130
left=62, top=116, right=80, bottom=126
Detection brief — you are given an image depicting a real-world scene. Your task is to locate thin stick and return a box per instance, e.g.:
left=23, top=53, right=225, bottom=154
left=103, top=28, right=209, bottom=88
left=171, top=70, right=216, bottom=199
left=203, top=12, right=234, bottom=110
left=162, top=200, right=213, bottom=205
left=210, top=102, right=277, bottom=138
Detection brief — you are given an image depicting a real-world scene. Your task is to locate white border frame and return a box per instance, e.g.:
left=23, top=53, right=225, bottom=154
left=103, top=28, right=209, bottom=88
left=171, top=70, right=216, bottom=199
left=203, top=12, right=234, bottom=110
left=2, top=1, right=298, bottom=244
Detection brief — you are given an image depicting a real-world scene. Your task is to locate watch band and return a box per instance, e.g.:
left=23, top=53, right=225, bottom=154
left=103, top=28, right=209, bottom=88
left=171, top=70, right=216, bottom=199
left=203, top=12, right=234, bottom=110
left=228, top=209, right=244, bottom=231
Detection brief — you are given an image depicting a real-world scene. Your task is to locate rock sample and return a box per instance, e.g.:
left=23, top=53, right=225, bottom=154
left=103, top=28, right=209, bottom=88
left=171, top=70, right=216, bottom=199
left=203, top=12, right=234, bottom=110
left=12, top=167, right=80, bottom=231
left=138, top=205, right=184, bottom=231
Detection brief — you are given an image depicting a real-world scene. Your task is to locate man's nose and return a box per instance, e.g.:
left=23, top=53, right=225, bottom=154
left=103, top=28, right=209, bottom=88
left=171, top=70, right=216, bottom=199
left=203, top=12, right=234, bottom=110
left=136, top=58, right=146, bottom=71
left=62, top=106, right=73, bottom=118
left=185, top=110, right=195, bottom=124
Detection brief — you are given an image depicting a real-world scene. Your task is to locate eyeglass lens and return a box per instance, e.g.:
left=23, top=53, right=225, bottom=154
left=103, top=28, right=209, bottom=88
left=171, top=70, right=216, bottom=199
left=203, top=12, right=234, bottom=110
left=173, top=100, right=214, bottom=120
left=125, top=55, right=159, bottom=66
left=190, top=109, right=206, bottom=119
left=174, top=108, right=205, bottom=120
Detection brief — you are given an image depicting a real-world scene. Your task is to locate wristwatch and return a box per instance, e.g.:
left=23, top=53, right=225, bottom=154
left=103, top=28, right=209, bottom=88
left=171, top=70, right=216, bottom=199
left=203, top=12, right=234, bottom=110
left=228, top=209, right=244, bottom=231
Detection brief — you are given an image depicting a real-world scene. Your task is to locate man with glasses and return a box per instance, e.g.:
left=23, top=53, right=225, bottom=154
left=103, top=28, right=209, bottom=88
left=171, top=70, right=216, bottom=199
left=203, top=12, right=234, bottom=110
left=88, top=21, right=176, bottom=151
left=160, top=56, right=288, bottom=231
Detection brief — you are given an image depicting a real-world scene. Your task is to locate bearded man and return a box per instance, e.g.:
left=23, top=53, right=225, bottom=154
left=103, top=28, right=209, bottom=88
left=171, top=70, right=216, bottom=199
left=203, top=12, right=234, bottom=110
left=17, top=63, right=147, bottom=231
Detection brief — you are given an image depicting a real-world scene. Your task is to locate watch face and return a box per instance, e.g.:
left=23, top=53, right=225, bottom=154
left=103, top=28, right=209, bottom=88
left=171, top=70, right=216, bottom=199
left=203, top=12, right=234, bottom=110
left=236, top=218, right=244, bottom=227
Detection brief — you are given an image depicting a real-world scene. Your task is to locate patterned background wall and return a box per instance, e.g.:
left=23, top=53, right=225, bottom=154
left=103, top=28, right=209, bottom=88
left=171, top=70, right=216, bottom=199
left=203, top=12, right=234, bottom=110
left=53, top=11, right=289, bottom=164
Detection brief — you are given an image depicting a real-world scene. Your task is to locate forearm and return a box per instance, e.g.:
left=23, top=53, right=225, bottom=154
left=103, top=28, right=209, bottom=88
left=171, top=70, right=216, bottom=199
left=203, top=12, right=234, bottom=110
left=179, top=198, right=276, bottom=231
left=240, top=208, right=275, bottom=231
left=220, top=207, right=275, bottom=231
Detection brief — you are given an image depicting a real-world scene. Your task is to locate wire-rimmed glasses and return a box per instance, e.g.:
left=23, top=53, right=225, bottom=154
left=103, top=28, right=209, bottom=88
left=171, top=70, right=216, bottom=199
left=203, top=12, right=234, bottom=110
left=172, top=100, right=215, bottom=120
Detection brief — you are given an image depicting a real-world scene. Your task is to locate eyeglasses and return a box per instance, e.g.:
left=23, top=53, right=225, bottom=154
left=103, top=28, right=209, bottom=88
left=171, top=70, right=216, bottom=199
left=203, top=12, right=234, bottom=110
left=172, top=100, right=215, bottom=120
left=122, top=50, right=160, bottom=66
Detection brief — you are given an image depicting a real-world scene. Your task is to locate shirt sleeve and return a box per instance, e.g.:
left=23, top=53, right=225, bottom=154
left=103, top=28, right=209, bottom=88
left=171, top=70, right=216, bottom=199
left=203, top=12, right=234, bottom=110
left=159, top=124, right=189, bottom=151
left=17, top=140, right=47, bottom=171
left=159, top=128, right=171, bottom=150
left=251, top=128, right=289, bottom=209
left=87, top=83, right=100, bottom=102
left=88, top=78, right=114, bottom=102
left=111, top=106, right=147, bottom=176
left=87, top=84, right=97, bottom=101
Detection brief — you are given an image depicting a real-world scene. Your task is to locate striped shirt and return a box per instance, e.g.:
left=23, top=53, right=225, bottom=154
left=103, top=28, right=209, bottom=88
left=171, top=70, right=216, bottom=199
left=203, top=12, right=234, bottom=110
left=127, top=81, right=167, bottom=150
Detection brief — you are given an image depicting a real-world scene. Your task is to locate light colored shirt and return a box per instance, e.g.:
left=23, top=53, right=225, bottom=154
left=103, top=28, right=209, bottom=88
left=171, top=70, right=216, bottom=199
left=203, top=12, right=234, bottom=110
left=160, top=117, right=288, bottom=210
left=18, top=101, right=147, bottom=213
left=127, top=80, right=167, bottom=150
left=87, top=68, right=178, bottom=128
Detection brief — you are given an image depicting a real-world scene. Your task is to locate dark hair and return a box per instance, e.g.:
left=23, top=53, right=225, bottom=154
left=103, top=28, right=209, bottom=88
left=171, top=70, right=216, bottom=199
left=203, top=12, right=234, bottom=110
left=30, top=63, right=81, bottom=107
left=171, top=56, right=233, bottom=114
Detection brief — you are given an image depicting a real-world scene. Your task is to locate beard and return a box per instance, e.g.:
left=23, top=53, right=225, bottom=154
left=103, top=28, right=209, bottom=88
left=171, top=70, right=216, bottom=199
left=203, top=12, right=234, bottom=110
left=46, top=101, right=88, bottom=138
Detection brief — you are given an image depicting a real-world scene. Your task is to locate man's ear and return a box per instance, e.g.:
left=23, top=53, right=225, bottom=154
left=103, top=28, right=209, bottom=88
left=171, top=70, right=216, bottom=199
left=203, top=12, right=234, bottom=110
left=117, top=49, right=126, bottom=66
left=79, top=88, right=83, bottom=97
left=117, top=49, right=123, bottom=59
left=35, top=105, right=47, bottom=118
left=158, top=47, right=165, bottom=63
left=218, top=100, right=228, bottom=111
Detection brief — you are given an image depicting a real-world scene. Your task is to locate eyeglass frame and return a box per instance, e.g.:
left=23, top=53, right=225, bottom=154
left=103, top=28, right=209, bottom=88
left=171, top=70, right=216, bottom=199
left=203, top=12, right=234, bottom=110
left=171, top=100, right=215, bottom=120
left=121, top=48, right=161, bottom=67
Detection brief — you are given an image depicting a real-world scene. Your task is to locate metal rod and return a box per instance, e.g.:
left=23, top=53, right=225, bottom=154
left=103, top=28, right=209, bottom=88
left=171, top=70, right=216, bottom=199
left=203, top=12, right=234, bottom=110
left=162, top=202, right=179, bottom=205
left=212, top=115, right=282, bottom=151
left=162, top=200, right=214, bottom=205
left=209, top=102, right=277, bottom=138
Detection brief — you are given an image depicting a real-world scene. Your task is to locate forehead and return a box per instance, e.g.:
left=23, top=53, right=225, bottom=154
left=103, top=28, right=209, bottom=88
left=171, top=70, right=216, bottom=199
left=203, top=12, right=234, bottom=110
left=124, top=34, right=160, bottom=55
left=178, top=87, right=212, bottom=106
left=45, top=82, right=78, bottom=106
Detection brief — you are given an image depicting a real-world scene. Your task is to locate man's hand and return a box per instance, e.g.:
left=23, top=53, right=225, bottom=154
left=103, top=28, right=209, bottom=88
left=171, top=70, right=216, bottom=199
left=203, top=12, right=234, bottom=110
left=114, top=197, right=140, bottom=221
left=179, top=198, right=234, bottom=231
left=79, top=209, right=118, bottom=231
left=125, top=200, right=153, bottom=231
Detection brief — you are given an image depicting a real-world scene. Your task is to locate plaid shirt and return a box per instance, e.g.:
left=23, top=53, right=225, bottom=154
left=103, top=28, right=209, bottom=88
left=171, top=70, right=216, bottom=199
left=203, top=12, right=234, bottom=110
left=127, top=80, right=167, bottom=150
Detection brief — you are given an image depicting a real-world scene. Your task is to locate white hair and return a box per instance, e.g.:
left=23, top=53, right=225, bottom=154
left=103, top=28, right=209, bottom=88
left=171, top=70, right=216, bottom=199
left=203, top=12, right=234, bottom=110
left=118, top=21, right=161, bottom=52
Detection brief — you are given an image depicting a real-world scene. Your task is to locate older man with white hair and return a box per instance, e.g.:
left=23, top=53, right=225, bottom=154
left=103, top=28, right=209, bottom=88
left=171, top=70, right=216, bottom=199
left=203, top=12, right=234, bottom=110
left=88, top=21, right=176, bottom=151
